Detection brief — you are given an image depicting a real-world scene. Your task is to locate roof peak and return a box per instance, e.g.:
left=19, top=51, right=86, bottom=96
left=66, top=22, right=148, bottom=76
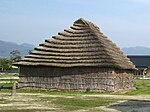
left=74, top=18, right=88, bottom=26
left=74, top=18, right=100, bottom=32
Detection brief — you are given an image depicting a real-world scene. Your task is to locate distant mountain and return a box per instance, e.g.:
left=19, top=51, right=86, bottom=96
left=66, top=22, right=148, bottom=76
left=20, top=43, right=35, bottom=49
left=122, top=46, right=150, bottom=55
left=0, top=40, right=35, bottom=58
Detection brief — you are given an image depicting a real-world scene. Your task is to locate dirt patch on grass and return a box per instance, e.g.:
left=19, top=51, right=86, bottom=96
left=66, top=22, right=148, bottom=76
left=0, top=93, right=150, bottom=112
left=0, top=93, right=59, bottom=111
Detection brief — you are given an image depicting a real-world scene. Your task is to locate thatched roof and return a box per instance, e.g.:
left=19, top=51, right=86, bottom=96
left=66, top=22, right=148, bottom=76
left=14, top=18, right=135, bottom=70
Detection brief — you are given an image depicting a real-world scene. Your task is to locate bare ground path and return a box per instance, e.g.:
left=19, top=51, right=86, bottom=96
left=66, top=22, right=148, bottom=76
left=0, top=93, right=150, bottom=112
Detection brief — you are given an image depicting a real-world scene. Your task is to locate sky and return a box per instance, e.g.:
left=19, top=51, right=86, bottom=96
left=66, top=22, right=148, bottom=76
left=0, top=0, right=150, bottom=48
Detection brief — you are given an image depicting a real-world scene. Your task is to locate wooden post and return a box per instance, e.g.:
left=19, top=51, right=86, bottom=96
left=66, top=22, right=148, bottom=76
left=11, top=82, right=16, bottom=96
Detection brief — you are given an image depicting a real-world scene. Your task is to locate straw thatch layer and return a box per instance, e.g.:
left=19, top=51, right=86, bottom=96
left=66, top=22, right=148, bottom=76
left=14, top=18, right=135, bottom=70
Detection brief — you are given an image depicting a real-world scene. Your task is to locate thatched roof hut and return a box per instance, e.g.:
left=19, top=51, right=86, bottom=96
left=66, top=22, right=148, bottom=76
left=14, top=18, right=135, bottom=91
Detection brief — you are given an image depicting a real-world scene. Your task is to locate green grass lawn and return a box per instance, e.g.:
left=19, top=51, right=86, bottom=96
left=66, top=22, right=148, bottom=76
left=125, top=79, right=150, bottom=95
left=0, top=93, right=118, bottom=112
left=42, top=97, right=118, bottom=111
left=0, top=73, right=18, bottom=78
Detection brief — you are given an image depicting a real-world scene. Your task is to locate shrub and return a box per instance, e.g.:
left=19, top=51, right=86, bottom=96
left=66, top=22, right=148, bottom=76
left=86, top=87, right=91, bottom=92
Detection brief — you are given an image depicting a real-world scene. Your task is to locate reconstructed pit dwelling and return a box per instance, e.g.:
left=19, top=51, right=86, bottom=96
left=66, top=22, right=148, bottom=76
left=14, top=18, right=136, bottom=92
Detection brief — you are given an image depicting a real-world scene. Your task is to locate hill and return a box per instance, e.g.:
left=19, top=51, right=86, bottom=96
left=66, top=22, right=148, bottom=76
left=122, top=46, right=150, bottom=55
left=0, top=40, right=35, bottom=58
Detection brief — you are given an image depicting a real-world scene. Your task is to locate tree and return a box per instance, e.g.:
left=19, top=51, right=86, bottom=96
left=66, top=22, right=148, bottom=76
left=10, top=50, right=21, bottom=62
left=0, top=58, right=12, bottom=72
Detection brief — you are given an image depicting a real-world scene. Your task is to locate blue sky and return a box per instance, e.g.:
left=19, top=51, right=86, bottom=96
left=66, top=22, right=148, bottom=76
left=0, top=0, right=150, bottom=48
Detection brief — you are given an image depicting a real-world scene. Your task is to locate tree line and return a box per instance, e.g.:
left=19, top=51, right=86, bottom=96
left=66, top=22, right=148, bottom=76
left=0, top=50, right=21, bottom=72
